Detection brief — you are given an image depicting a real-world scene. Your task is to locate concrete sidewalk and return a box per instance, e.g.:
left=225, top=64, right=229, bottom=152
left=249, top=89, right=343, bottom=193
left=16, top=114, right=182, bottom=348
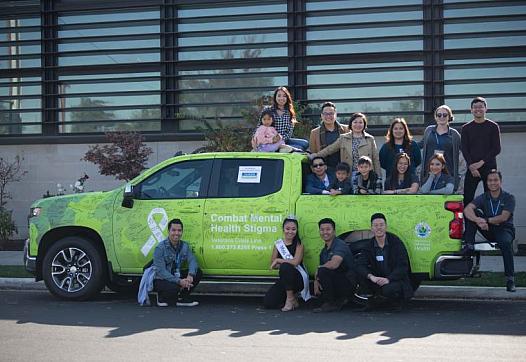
left=2, top=251, right=526, bottom=300
left=0, top=278, right=525, bottom=301
left=2, top=250, right=526, bottom=272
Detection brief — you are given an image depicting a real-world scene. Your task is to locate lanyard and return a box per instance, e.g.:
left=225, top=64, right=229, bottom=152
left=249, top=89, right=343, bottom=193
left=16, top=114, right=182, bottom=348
left=489, top=198, right=501, bottom=217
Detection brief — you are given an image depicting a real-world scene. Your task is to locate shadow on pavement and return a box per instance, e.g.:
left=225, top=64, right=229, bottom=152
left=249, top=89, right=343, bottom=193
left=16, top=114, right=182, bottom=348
left=1, top=291, right=525, bottom=344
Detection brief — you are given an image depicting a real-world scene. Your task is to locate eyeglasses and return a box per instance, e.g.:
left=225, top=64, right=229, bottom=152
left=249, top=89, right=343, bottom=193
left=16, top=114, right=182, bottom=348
left=436, top=113, right=449, bottom=118
left=312, top=163, right=325, bottom=168
left=322, top=112, right=335, bottom=117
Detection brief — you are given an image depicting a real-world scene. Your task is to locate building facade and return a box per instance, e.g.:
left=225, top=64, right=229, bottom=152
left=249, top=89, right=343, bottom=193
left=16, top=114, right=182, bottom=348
left=1, top=0, right=525, bottom=243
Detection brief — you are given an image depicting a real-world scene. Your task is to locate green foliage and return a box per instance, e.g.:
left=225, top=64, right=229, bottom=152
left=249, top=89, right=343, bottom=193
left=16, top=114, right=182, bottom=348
left=193, top=118, right=255, bottom=153
left=83, top=131, right=153, bottom=181
left=0, top=207, right=17, bottom=241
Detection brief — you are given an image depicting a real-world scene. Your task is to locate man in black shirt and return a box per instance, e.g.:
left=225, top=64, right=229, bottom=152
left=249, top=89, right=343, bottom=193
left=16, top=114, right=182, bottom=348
left=355, top=213, right=413, bottom=310
left=461, top=96, right=501, bottom=205
left=463, top=169, right=516, bottom=292
left=313, top=218, right=356, bottom=312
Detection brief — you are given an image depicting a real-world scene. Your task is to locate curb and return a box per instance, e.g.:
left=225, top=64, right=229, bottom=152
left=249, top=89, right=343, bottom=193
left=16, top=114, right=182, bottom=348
left=414, top=285, right=526, bottom=301
left=1, top=278, right=525, bottom=300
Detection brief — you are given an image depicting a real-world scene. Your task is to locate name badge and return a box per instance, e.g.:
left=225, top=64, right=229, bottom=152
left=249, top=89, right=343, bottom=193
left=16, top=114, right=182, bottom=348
left=376, top=255, right=384, bottom=262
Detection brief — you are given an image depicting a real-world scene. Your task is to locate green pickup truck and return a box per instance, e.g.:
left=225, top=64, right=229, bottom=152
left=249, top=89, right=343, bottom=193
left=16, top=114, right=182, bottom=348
left=25, top=152, right=474, bottom=300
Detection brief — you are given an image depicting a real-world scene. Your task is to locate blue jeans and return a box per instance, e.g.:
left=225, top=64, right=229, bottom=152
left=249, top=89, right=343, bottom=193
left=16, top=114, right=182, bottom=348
left=464, top=220, right=515, bottom=277
left=286, top=138, right=309, bottom=151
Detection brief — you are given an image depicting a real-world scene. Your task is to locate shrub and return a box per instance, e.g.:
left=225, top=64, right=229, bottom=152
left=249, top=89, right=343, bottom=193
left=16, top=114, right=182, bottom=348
left=83, top=132, right=153, bottom=181
left=0, top=207, right=17, bottom=241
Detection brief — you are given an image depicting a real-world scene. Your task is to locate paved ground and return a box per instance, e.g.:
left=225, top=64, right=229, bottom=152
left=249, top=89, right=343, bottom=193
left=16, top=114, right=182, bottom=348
left=0, top=290, right=525, bottom=361
left=3, top=250, right=526, bottom=272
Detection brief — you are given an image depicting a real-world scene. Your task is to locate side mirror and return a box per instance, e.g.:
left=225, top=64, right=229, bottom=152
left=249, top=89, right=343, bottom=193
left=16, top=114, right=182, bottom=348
left=122, top=183, right=135, bottom=208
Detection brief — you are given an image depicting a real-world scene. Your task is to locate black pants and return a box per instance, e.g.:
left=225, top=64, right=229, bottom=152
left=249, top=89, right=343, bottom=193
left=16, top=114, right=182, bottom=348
left=463, top=165, right=492, bottom=206
left=317, top=267, right=355, bottom=303
left=264, top=263, right=303, bottom=309
left=464, top=220, right=515, bottom=277
left=361, top=278, right=405, bottom=301
left=153, top=268, right=202, bottom=305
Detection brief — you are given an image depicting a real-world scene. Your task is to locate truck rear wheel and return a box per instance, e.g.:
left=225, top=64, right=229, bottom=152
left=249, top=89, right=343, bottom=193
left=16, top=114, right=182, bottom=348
left=42, top=237, right=105, bottom=301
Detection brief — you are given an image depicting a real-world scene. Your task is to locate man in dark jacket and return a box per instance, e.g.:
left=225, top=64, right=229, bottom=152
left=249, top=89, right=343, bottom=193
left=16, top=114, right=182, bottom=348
left=355, top=213, right=413, bottom=310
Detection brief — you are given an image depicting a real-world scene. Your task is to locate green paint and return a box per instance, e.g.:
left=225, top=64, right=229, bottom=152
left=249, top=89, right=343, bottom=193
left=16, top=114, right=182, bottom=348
left=28, top=152, right=463, bottom=279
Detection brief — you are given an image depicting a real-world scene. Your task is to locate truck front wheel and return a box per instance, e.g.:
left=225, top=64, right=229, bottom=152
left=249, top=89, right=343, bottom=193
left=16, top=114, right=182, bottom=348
left=42, top=237, right=105, bottom=300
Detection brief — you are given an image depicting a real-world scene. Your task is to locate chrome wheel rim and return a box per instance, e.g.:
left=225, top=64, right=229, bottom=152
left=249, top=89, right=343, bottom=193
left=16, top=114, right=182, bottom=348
left=51, top=247, right=92, bottom=293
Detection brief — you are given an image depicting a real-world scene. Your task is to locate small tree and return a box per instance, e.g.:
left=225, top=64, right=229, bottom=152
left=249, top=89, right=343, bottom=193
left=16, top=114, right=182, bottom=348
left=83, top=132, right=153, bottom=181
left=0, top=155, right=27, bottom=208
left=0, top=155, right=26, bottom=241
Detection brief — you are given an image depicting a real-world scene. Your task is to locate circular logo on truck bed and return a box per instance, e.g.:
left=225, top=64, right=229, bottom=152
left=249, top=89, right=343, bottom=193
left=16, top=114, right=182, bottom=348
left=415, top=222, right=431, bottom=238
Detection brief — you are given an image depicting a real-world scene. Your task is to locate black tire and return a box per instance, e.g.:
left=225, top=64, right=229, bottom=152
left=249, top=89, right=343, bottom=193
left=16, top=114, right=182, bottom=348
left=42, top=236, right=105, bottom=301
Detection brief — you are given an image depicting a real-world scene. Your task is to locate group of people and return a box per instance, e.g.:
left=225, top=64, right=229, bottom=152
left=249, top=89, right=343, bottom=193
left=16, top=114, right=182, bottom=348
left=139, top=91, right=516, bottom=311
left=264, top=214, right=414, bottom=313
left=253, top=88, right=516, bottom=293
left=141, top=213, right=413, bottom=313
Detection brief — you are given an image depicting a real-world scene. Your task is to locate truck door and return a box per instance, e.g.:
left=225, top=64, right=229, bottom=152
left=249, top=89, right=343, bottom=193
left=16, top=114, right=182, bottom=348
left=202, top=157, right=291, bottom=274
left=112, top=158, right=212, bottom=271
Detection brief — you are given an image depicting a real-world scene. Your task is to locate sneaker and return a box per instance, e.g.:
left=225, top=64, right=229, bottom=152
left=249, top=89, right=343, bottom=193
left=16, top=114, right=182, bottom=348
left=506, top=280, right=516, bottom=292
left=155, top=294, right=168, bottom=307
left=176, top=297, right=199, bottom=307
left=313, top=302, right=340, bottom=313
left=461, top=243, right=475, bottom=255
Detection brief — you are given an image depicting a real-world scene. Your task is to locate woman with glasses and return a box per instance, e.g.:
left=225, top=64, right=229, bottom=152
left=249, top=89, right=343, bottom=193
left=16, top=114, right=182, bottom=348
left=419, top=105, right=462, bottom=192
left=311, top=112, right=381, bottom=176
left=379, top=118, right=421, bottom=176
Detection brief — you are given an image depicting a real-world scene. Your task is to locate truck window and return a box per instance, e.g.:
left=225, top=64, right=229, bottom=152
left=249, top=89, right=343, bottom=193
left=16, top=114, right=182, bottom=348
left=211, top=159, right=284, bottom=198
left=136, top=159, right=212, bottom=199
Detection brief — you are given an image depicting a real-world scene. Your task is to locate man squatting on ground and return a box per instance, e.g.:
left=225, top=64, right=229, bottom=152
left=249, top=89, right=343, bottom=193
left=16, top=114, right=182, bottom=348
left=313, top=218, right=357, bottom=313
left=153, top=218, right=202, bottom=307
left=355, top=213, right=414, bottom=310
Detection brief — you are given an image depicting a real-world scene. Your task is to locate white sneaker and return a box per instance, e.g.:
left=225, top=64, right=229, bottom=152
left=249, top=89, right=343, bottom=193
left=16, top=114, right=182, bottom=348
left=176, top=298, right=199, bottom=307
left=155, top=293, right=168, bottom=307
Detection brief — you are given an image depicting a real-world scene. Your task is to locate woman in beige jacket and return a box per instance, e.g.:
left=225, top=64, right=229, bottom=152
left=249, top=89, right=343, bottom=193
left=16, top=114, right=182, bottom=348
left=312, top=112, right=381, bottom=176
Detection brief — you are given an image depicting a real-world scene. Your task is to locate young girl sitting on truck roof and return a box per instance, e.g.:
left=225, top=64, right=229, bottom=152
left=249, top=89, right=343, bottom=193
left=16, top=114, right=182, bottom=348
left=252, top=109, right=296, bottom=152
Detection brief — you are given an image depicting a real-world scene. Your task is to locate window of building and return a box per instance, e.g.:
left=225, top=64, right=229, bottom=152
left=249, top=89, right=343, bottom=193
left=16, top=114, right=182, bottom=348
left=57, top=72, right=161, bottom=133
left=305, top=61, right=424, bottom=126
left=443, top=1, right=526, bottom=124
left=177, top=66, right=288, bottom=130
left=177, top=1, right=287, bottom=61
left=0, top=76, right=41, bottom=134
left=137, top=159, right=212, bottom=200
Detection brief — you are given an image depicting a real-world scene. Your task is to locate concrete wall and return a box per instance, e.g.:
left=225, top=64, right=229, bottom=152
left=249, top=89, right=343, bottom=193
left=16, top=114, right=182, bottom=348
left=1, top=132, right=524, bottom=244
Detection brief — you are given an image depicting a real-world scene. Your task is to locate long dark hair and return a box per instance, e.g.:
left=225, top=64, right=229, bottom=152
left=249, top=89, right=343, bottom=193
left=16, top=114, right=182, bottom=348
left=273, top=86, right=296, bottom=119
left=387, top=152, right=412, bottom=189
left=386, top=118, right=413, bottom=151
left=283, top=217, right=302, bottom=245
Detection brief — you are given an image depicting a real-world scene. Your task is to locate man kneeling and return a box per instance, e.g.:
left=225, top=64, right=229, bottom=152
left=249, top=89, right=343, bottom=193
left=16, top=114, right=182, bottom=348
left=153, top=218, right=202, bottom=307
left=355, top=213, right=413, bottom=310
left=313, top=218, right=357, bottom=313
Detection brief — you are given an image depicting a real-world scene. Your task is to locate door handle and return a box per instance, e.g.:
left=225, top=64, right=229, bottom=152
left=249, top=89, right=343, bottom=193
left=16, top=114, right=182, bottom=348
left=263, top=207, right=284, bottom=214
left=179, top=208, right=200, bottom=213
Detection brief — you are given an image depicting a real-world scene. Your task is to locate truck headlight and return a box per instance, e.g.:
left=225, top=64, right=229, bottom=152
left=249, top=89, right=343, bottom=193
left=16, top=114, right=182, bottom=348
left=30, top=207, right=41, bottom=217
